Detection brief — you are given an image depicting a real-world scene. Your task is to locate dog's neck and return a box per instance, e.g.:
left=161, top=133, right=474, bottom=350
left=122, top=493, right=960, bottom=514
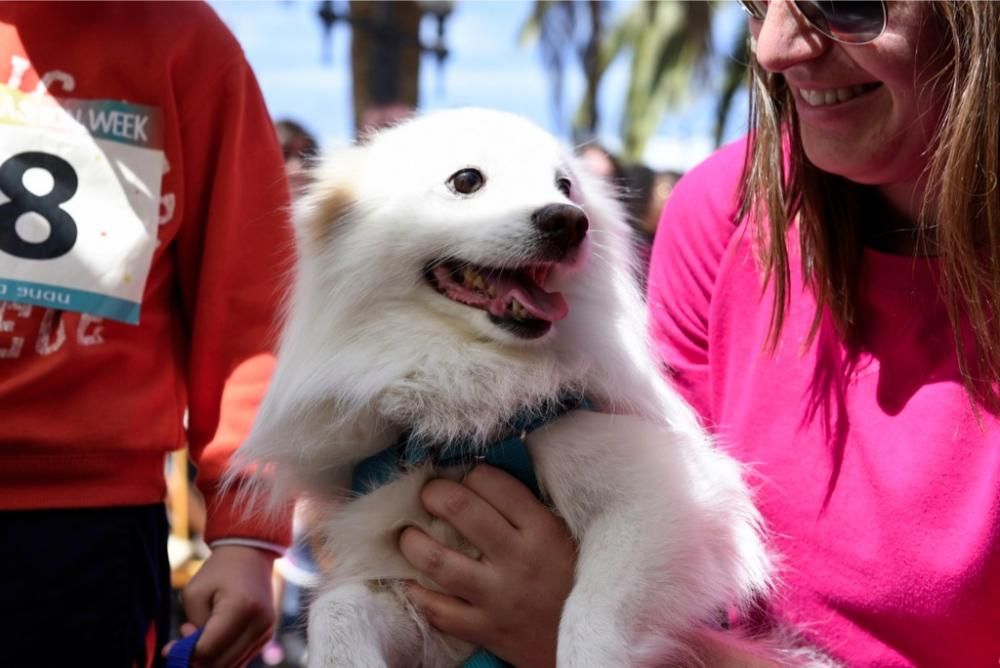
left=373, top=345, right=585, bottom=446
left=352, top=392, right=587, bottom=495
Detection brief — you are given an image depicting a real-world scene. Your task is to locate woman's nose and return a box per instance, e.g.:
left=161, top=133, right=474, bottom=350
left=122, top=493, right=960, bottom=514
left=753, top=0, right=829, bottom=73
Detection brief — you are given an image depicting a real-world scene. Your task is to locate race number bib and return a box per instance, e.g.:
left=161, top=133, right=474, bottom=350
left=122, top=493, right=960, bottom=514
left=0, top=83, right=165, bottom=324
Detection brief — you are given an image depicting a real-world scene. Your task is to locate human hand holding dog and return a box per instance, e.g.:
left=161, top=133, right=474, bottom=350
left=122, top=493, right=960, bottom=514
left=166, top=545, right=276, bottom=667
left=399, top=465, right=576, bottom=668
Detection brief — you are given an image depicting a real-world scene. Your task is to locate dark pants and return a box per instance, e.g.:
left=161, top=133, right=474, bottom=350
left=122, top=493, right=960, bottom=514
left=0, top=504, right=171, bottom=668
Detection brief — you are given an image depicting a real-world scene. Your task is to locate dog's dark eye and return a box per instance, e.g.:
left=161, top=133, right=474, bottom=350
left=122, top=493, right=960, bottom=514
left=449, top=168, right=485, bottom=195
left=556, top=177, right=572, bottom=197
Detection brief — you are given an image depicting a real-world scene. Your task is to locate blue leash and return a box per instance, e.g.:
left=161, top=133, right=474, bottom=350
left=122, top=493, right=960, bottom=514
left=351, top=393, right=590, bottom=668
left=164, top=628, right=203, bottom=668
left=163, top=627, right=502, bottom=668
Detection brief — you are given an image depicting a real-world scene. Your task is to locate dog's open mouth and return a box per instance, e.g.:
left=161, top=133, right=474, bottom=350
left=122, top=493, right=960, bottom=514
left=424, top=259, right=568, bottom=339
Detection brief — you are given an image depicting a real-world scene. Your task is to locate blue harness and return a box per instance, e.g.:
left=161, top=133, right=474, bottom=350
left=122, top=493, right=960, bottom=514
left=351, top=393, right=589, bottom=668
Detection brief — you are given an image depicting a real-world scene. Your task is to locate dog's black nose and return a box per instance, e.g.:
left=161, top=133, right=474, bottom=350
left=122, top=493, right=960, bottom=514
left=531, top=204, right=589, bottom=257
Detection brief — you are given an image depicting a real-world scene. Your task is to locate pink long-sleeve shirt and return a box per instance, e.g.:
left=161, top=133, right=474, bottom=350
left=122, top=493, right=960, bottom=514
left=647, top=139, right=1000, bottom=667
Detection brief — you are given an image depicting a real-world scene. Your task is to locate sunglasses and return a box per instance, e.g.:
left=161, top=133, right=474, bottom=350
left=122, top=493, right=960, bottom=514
left=738, top=1, right=887, bottom=45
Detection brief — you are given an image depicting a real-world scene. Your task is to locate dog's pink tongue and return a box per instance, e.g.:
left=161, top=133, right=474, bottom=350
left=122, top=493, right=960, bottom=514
left=488, top=274, right=568, bottom=322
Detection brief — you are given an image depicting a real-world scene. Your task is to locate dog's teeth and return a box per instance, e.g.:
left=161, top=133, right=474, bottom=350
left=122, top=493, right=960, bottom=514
left=462, top=267, right=488, bottom=293
left=463, top=267, right=477, bottom=286
left=487, top=284, right=496, bottom=297
left=510, top=298, right=527, bottom=320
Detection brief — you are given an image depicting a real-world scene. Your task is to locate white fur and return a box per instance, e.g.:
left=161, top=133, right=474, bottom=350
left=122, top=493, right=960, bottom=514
left=233, top=108, right=772, bottom=667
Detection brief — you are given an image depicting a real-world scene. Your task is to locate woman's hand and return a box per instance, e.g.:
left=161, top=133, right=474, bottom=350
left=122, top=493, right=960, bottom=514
left=399, top=465, right=577, bottom=668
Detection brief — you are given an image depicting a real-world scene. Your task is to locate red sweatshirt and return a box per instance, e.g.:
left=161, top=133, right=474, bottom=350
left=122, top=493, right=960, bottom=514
left=0, top=2, right=292, bottom=546
left=647, top=138, right=1000, bottom=666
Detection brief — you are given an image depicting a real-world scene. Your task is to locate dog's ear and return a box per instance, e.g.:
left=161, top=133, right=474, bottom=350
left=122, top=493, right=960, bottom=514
left=298, top=145, right=367, bottom=251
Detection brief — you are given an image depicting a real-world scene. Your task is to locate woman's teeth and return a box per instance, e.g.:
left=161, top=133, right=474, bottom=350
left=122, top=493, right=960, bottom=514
left=799, top=84, right=873, bottom=107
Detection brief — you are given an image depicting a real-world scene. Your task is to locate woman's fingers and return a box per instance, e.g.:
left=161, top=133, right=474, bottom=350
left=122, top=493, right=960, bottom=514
left=460, top=465, right=553, bottom=531
left=403, top=581, right=490, bottom=646
left=399, top=467, right=577, bottom=667
left=418, top=473, right=521, bottom=561
left=399, top=525, right=491, bottom=601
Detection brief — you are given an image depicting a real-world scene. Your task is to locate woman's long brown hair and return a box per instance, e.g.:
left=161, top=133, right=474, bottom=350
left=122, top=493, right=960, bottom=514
left=739, top=1, right=1000, bottom=399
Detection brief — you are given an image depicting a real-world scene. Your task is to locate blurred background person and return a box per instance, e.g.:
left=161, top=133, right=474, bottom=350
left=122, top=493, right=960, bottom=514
left=276, top=118, right=320, bottom=198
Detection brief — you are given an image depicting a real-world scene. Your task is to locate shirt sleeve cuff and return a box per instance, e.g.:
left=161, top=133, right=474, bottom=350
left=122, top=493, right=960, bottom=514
left=209, top=537, right=286, bottom=557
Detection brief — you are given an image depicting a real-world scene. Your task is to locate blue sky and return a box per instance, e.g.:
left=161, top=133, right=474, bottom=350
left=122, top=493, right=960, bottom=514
left=209, top=0, right=750, bottom=172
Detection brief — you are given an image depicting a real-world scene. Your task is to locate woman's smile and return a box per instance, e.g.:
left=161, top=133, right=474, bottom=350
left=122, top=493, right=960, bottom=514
left=794, top=82, right=882, bottom=107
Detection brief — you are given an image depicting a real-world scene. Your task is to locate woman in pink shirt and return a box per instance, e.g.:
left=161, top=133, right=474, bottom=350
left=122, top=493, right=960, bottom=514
left=642, top=1, right=1000, bottom=663
left=399, top=2, right=1000, bottom=665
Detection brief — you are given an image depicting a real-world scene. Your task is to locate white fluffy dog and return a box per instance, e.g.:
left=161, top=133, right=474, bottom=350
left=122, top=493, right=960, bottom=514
left=235, top=108, right=771, bottom=667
